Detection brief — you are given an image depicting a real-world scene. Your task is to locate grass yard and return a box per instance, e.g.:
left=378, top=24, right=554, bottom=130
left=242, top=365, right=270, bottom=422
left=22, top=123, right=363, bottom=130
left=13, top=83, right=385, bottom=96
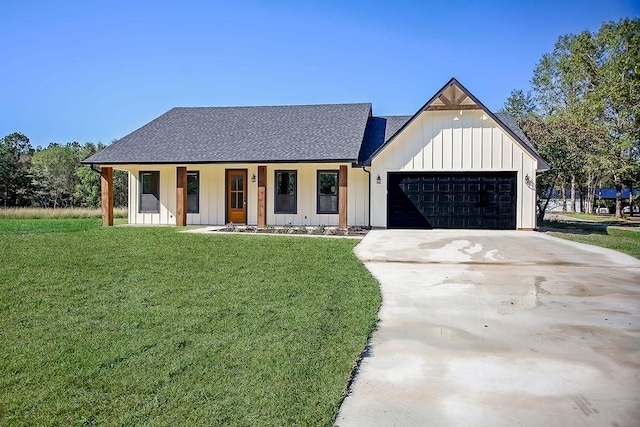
left=0, top=218, right=102, bottom=236
left=560, top=212, right=618, bottom=222
left=560, top=211, right=640, bottom=223
left=546, top=225, right=640, bottom=260
left=0, top=220, right=381, bottom=426
left=0, top=207, right=128, bottom=219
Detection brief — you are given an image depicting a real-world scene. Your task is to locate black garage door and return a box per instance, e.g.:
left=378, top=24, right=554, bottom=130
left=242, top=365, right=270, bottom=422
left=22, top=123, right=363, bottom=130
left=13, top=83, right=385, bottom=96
left=387, top=172, right=517, bottom=229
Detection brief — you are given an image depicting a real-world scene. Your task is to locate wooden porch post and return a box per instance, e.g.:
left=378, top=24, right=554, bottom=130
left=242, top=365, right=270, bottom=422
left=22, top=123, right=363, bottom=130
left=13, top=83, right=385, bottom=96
left=101, top=167, right=114, bottom=227
left=176, top=167, right=187, bottom=226
left=339, top=165, right=348, bottom=229
left=257, top=166, right=267, bottom=228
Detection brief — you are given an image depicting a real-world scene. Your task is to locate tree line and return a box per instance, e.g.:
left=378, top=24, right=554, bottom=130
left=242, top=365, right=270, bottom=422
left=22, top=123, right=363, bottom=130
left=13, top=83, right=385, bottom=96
left=501, top=18, right=639, bottom=220
left=0, top=133, right=127, bottom=208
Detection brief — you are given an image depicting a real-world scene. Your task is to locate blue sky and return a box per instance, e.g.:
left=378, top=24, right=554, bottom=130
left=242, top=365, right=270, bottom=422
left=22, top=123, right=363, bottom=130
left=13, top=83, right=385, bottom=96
left=1, top=0, right=638, bottom=148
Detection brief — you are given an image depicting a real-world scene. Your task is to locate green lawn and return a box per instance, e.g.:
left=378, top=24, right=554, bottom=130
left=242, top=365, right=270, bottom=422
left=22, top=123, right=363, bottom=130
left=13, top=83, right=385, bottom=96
left=547, top=225, right=640, bottom=260
left=561, top=212, right=618, bottom=222
left=0, top=220, right=381, bottom=426
left=0, top=207, right=128, bottom=219
left=560, top=211, right=640, bottom=223
left=0, top=218, right=102, bottom=236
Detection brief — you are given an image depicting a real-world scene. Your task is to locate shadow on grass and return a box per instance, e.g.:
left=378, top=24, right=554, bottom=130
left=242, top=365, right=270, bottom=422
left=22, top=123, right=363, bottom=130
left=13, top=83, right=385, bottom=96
left=538, top=220, right=609, bottom=235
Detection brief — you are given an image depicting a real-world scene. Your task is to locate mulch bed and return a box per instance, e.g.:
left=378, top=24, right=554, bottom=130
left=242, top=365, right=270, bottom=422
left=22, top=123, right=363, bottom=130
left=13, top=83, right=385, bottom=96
left=216, top=225, right=369, bottom=236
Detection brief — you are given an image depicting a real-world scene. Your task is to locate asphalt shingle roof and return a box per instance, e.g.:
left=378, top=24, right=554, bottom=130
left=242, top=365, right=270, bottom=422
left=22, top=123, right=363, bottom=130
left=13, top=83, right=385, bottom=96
left=358, top=115, right=412, bottom=164
left=381, top=115, right=412, bottom=142
left=494, top=112, right=536, bottom=152
left=84, top=103, right=372, bottom=164
left=82, top=79, right=545, bottom=170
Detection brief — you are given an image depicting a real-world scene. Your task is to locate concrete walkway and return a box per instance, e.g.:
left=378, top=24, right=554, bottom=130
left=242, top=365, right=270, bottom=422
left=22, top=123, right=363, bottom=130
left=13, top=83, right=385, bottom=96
left=336, top=230, right=640, bottom=427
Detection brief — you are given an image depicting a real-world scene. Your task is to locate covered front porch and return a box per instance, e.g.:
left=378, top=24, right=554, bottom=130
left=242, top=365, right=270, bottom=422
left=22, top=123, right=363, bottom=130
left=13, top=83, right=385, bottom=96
left=99, top=163, right=367, bottom=228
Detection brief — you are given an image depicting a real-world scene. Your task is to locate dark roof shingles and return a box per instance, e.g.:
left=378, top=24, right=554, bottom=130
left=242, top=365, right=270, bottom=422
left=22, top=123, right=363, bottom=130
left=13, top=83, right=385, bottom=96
left=381, top=115, right=412, bottom=142
left=85, top=103, right=372, bottom=164
left=358, top=115, right=412, bottom=164
left=494, top=112, right=535, bottom=151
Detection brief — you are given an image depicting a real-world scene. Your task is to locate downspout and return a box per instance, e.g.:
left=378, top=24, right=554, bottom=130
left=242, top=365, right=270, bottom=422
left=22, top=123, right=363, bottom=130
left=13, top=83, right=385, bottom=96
left=90, top=164, right=101, bottom=174
left=361, top=166, right=371, bottom=229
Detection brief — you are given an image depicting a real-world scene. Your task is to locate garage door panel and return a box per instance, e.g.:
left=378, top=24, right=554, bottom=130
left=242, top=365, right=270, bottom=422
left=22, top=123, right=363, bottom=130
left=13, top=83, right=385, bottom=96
left=387, top=172, right=517, bottom=229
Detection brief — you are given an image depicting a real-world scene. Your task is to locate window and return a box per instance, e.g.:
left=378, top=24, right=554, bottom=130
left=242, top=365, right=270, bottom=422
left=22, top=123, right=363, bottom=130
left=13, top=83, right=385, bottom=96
left=317, top=170, right=338, bottom=214
left=275, top=170, right=297, bottom=214
left=187, top=171, right=199, bottom=213
left=139, top=171, right=160, bottom=213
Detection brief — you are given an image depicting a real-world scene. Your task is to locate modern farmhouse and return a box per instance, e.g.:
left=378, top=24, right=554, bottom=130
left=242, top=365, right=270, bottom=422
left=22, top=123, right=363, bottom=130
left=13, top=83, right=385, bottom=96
left=83, top=78, right=548, bottom=230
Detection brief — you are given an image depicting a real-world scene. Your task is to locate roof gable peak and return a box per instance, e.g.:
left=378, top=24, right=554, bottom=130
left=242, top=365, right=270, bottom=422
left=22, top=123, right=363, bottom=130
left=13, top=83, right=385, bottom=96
left=425, top=78, right=479, bottom=111
left=363, top=77, right=548, bottom=170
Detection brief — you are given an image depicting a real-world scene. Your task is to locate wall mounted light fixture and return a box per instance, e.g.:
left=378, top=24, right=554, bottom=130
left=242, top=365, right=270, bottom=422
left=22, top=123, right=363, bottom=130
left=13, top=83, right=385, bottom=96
left=251, top=173, right=256, bottom=183
left=524, top=173, right=535, bottom=190
left=376, top=175, right=381, bottom=184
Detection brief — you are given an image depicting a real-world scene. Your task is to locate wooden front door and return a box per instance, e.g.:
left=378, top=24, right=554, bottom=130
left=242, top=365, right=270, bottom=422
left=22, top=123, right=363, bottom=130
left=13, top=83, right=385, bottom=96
left=226, top=169, right=247, bottom=224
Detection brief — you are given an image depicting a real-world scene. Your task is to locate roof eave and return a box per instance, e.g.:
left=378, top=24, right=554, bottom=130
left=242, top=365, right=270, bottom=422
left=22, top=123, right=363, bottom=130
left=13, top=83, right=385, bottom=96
left=81, top=158, right=360, bottom=166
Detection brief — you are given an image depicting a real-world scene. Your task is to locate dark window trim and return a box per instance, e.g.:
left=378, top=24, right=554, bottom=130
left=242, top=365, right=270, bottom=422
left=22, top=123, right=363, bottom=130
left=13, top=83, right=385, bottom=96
left=274, top=170, right=297, bottom=214
left=317, top=169, right=339, bottom=214
left=187, top=170, right=199, bottom=214
left=139, top=171, right=160, bottom=213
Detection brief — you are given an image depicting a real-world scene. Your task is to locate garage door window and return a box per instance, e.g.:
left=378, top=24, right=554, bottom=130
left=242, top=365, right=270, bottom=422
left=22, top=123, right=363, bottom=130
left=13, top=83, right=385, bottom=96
left=317, top=170, right=338, bottom=214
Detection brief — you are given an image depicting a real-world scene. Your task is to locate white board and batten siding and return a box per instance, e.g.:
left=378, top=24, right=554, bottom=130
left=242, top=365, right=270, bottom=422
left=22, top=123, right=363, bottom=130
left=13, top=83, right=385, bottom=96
left=260, top=163, right=369, bottom=227
left=120, top=163, right=369, bottom=227
left=370, top=110, right=539, bottom=229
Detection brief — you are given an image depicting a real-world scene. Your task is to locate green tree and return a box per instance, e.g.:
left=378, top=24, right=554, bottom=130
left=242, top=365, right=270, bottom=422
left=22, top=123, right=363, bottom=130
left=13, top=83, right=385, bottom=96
left=531, top=31, right=599, bottom=119
left=594, top=18, right=640, bottom=217
left=76, top=140, right=128, bottom=208
left=74, top=166, right=101, bottom=207
left=499, top=89, right=536, bottom=119
left=520, top=115, right=604, bottom=222
left=531, top=18, right=640, bottom=217
left=113, top=169, right=128, bottom=207
left=0, top=132, right=34, bottom=207
left=30, top=143, right=83, bottom=207
left=74, top=142, right=106, bottom=207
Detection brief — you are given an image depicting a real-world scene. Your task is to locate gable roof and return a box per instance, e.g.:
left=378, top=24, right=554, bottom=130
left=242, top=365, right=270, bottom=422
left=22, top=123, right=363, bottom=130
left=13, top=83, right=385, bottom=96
left=83, top=103, right=372, bottom=164
left=84, top=78, right=547, bottom=170
left=362, top=78, right=549, bottom=170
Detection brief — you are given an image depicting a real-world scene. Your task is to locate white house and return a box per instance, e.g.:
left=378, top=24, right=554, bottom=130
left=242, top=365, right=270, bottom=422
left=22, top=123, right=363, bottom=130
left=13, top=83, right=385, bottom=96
left=84, top=78, right=548, bottom=230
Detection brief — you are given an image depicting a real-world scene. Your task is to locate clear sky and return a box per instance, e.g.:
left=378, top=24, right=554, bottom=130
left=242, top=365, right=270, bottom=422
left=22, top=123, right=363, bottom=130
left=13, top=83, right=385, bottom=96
left=1, top=0, right=638, bottom=148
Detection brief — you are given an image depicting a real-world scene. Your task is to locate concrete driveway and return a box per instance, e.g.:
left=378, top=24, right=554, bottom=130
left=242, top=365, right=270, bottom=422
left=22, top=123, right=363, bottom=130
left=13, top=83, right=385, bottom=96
left=336, top=230, right=640, bottom=427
